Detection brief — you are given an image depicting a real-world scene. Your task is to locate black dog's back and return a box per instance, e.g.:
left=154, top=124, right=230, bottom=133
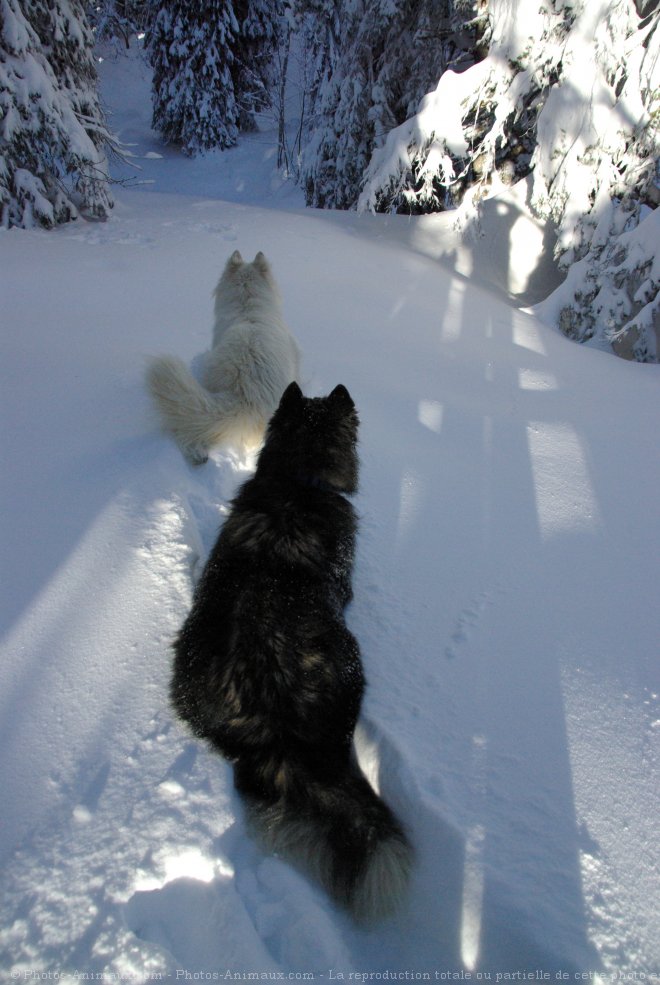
left=171, top=382, right=411, bottom=921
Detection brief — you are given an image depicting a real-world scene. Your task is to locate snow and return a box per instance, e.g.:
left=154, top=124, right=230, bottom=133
left=397, top=175, right=564, bottom=306
left=1, top=40, right=659, bottom=981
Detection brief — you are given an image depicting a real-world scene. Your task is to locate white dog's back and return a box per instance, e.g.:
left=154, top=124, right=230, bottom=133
left=203, top=319, right=299, bottom=410
left=147, top=251, right=300, bottom=464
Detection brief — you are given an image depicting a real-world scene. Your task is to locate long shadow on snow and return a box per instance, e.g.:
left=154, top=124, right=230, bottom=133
left=347, top=265, right=602, bottom=972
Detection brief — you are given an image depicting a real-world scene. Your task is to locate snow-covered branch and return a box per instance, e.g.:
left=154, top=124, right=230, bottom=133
left=357, top=0, right=659, bottom=361
left=0, top=0, right=114, bottom=228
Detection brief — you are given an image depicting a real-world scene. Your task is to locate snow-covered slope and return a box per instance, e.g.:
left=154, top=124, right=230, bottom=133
left=0, top=43, right=658, bottom=980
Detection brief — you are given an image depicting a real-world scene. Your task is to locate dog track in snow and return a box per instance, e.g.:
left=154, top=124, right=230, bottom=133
left=119, top=448, right=303, bottom=972
left=185, top=220, right=238, bottom=241
left=444, top=585, right=504, bottom=660
left=180, top=447, right=257, bottom=576
left=66, top=223, right=156, bottom=249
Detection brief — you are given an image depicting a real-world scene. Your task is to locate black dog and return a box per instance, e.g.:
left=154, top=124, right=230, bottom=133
left=171, top=382, right=411, bottom=922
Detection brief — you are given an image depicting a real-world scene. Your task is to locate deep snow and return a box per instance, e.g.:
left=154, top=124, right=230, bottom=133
left=0, top=42, right=658, bottom=982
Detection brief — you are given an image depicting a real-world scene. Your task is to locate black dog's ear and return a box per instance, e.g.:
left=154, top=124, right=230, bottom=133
left=329, top=384, right=354, bottom=410
left=279, top=381, right=304, bottom=410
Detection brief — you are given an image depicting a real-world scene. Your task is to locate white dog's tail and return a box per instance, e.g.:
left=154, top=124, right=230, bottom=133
left=146, top=355, right=266, bottom=464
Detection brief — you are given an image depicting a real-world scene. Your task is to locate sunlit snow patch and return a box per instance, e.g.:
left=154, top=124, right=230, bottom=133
left=460, top=822, right=486, bottom=971
left=527, top=422, right=602, bottom=539
left=354, top=722, right=382, bottom=795
left=518, top=368, right=559, bottom=391
left=507, top=207, right=545, bottom=298
left=512, top=318, right=547, bottom=356
left=418, top=399, right=444, bottom=434
left=134, top=847, right=231, bottom=892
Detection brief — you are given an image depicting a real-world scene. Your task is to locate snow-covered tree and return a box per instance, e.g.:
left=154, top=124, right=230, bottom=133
left=147, top=0, right=239, bottom=155
left=300, top=1, right=371, bottom=211
left=300, top=0, right=482, bottom=209
left=268, top=0, right=339, bottom=175
left=358, top=0, right=659, bottom=361
left=231, top=0, right=286, bottom=131
left=86, top=0, right=150, bottom=47
left=290, top=0, right=341, bottom=112
left=0, top=0, right=114, bottom=229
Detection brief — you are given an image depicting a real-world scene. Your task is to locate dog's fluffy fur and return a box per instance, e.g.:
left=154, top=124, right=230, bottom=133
left=171, top=382, right=412, bottom=922
left=146, top=250, right=300, bottom=464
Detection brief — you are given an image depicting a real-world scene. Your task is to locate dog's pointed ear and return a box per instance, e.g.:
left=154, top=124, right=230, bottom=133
left=329, top=384, right=354, bottom=410
left=279, top=381, right=303, bottom=411
left=228, top=250, right=243, bottom=267
left=253, top=251, right=270, bottom=273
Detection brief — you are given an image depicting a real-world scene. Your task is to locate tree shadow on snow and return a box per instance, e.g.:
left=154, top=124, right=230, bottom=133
left=345, top=268, right=606, bottom=973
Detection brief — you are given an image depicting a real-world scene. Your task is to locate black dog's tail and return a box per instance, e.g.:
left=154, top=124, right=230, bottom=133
left=242, top=761, right=412, bottom=923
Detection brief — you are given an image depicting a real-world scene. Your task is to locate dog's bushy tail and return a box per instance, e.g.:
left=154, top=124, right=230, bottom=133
left=244, top=762, right=412, bottom=923
left=146, top=355, right=265, bottom=463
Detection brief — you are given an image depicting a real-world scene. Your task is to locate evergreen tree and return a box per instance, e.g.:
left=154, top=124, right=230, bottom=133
left=300, top=0, right=480, bottom=209
left=147, top=0, right=239, bottom=155
left=85, top=0, right=151, bottom=48
left=0, top=0, right=113, bottom=228
left=273, top=0, right=341, bottom=174
left=232, top=0, right=286, bottom=131
left=292, top=0, right=341, bottom=112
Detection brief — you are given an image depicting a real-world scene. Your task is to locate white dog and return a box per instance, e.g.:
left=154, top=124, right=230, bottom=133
left=146, top=251, right=301, bottom=464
